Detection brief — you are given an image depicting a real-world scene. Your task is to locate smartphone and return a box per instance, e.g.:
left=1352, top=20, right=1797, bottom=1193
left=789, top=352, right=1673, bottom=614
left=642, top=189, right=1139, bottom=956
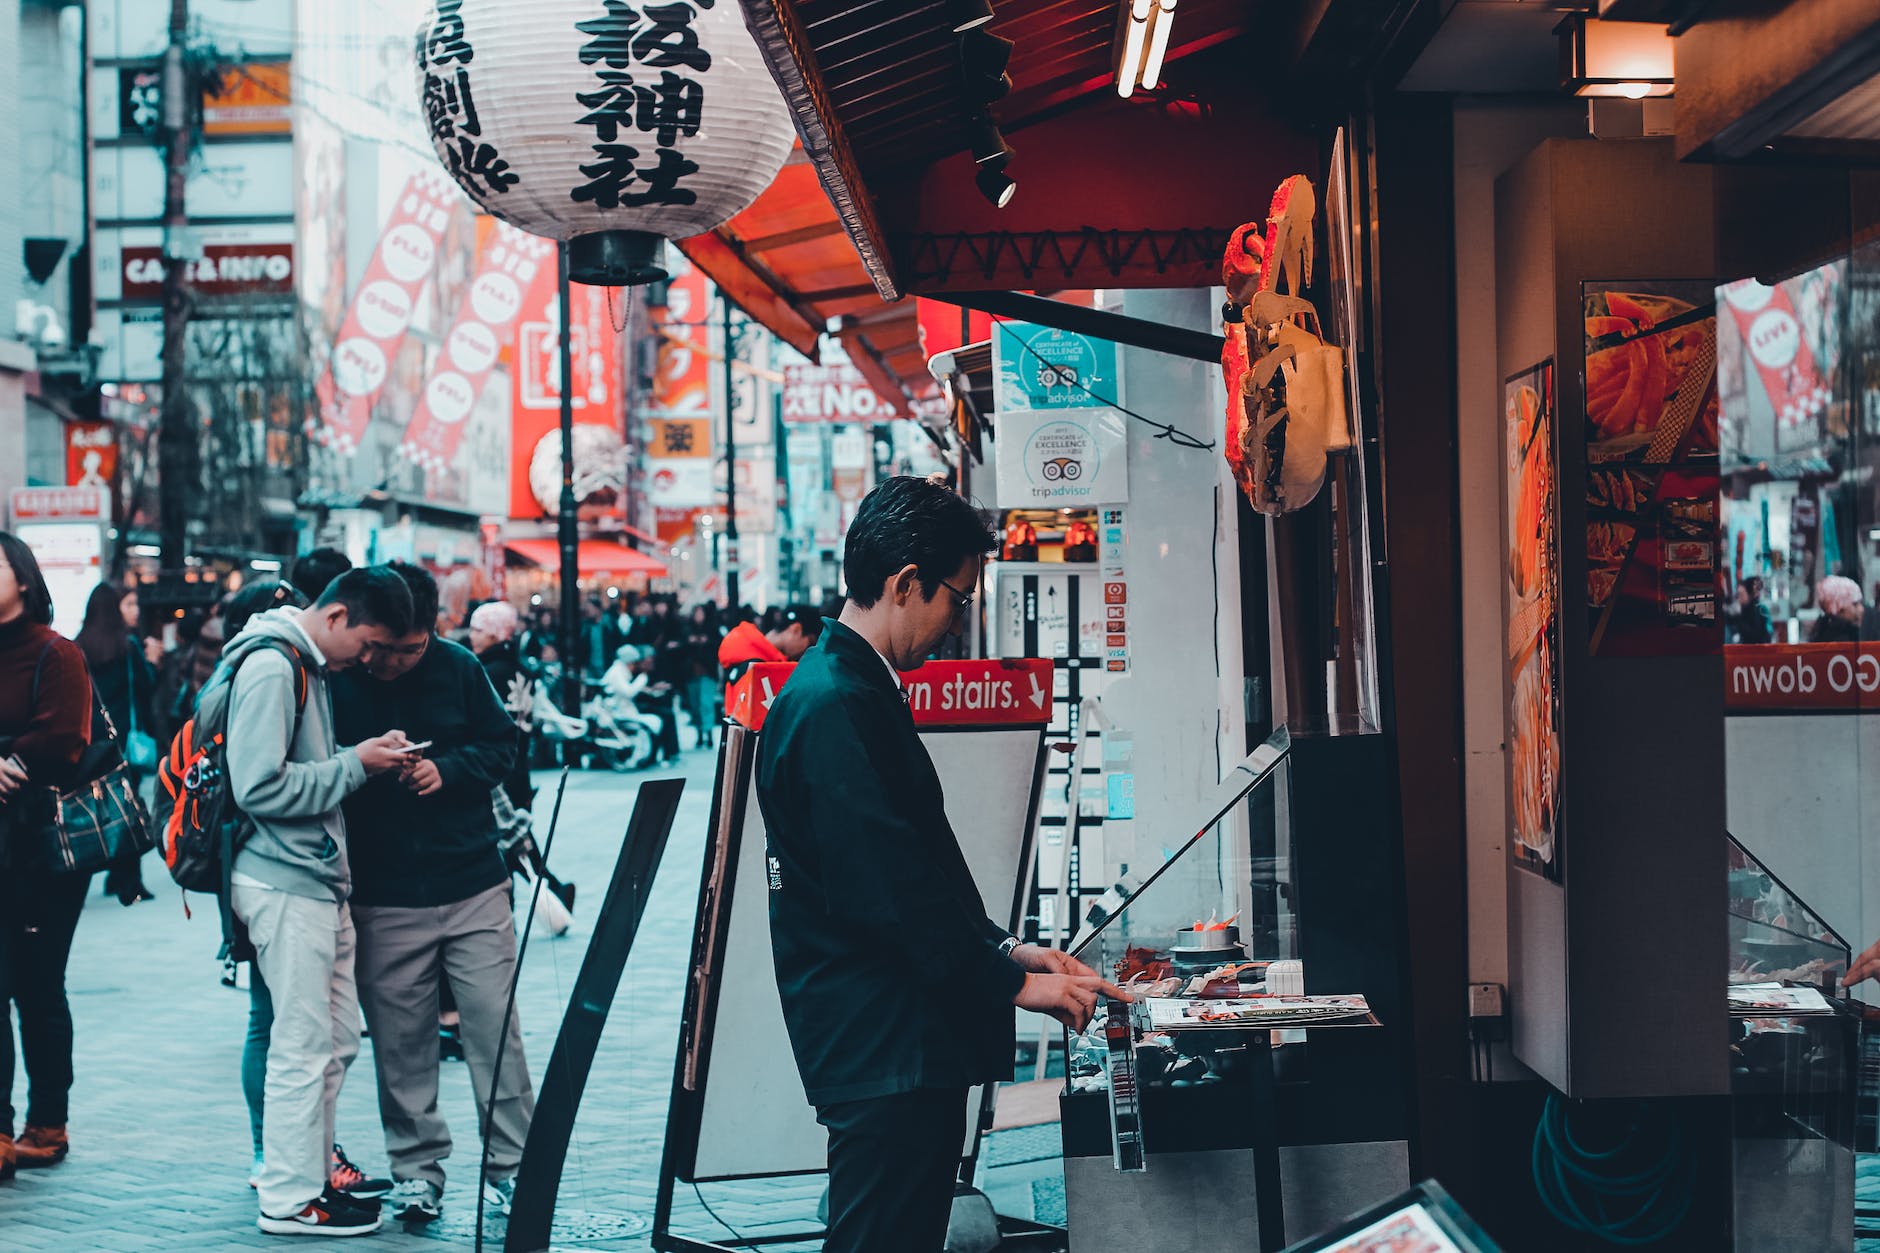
left=394, top=740, right=435, bottom=754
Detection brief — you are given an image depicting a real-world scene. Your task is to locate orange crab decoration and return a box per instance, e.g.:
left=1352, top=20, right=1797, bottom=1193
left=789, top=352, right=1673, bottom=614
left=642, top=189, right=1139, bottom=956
left=1221, top=175, right=1352, bottom=514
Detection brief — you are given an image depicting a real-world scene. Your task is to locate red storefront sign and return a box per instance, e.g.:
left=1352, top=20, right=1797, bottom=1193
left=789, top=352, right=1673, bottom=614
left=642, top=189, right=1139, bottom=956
left=1725, top=643, right=1880, bottom=712
left=649, top=263, right=712, bottom=415
left=122, top=243, right=295, bottom=299
left=398, top=223, right=550, bottom=475
left=509, top=277, right=622, bottom=519
left=311, top=170, right=459, bottom=455
left=728, top=658, right=1055, bottom=731
left=10, top=485, right=109, bottom=522
left=781, top=362, right=889, bottom=422
left=65, top=421, right=117, bottom=489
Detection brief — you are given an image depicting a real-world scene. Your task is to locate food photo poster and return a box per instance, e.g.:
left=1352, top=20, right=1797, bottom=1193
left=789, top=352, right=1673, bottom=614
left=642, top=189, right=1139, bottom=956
left=1504, top=360, right=1563, bottom=882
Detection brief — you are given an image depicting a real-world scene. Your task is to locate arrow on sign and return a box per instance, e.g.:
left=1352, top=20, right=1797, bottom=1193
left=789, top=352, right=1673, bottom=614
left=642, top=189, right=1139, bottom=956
left=1029, top=672, right=1046, bottom=709
left=760, top=675, right=777, bottom=710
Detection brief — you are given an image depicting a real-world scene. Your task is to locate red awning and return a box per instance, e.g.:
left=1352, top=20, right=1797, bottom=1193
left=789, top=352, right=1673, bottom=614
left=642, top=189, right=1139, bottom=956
left=504, top=538, right=668, bottom=579
left=676, top=148, right=935, bottom=416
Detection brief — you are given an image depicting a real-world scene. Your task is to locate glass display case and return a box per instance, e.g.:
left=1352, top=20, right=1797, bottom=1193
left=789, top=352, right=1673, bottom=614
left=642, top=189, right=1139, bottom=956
left=1055, top=727, right=1392, bottom=1253
left=1725, top=834, right=1859, bottom=1251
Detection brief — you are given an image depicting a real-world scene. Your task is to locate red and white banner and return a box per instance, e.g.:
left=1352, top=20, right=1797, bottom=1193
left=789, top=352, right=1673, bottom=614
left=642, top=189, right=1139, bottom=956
left=782, top=362, right=890, bottom=422
left=397, top=223, right=551, bottom=474
left=509, top=278, right=622, bottom=519
left=311, top=170, right=459, bottom=454
left=1726, top=643, right=1880, bottom=712
left=728, top=658, right=1055, bottom=731
left=1721, top=279, right=1831, bottom=431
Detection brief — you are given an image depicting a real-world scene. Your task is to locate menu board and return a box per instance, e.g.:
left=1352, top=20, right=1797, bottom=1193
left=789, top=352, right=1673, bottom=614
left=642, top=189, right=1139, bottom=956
left=1504, top=360, right=1562, bottom=881
left=1581, top=283, right=1722, bottom=657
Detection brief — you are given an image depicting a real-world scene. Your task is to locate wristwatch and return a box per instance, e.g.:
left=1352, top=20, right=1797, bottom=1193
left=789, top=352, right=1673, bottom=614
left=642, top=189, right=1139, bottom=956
left=998, top=936, right=1022, bottom=958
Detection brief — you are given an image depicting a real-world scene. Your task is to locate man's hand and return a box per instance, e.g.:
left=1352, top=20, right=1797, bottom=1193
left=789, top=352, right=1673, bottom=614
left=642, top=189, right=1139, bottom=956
left=1013, top=973, right=1133, bottom=1032
left=355, top=732, right=414, bottom=776
left=1845, top=938, right=1880, bottom=988
left=1009, top=943, right=1098, bottom=978
left=401, top=757, right=443, bottom=797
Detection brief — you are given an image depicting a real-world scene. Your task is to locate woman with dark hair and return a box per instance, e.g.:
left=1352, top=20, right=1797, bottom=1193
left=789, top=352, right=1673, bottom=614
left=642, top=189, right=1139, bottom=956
left=0, top=532, right=96, bottom=1178
left=681, top=604, right=721, bottom=749
left=75, top=583, right=158, bottom=903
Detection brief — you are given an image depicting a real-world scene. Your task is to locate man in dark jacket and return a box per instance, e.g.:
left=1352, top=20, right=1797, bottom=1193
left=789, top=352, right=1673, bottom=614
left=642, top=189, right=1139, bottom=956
left=756, top=477, right=1127, bottom=1253
left=330, top=564, right=535, bottom=1226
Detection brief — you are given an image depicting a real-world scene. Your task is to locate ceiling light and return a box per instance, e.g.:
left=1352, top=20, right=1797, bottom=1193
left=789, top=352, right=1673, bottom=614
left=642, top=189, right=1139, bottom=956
left=960, top=29, right=1014, bottom=104
left=1557, top=14, right=1674, bottom=98
left=948, top=0, right=995, bottom=33
left=1140, top=0, right=1177, bottom=91
left=1115, top=0, right=1151, bottom=98
left=967, top=113, right=1012, bottom=165
left=975, top=164, right=1016, bottom=208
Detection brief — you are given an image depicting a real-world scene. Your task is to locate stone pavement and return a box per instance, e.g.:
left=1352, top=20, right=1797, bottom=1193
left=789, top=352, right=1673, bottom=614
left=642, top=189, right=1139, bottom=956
left=0, top=748, right=1065, bottom=1252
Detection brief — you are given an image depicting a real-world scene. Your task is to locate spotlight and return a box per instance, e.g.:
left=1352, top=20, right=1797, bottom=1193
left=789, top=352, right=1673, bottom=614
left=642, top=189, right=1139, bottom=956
left=967, top=113, right=1012, bottom=165
left=960, top=29, right=1014, bottom=104
left=947, top=0, right=994, bottom=33
left=975, top=163, right=1016, bottom=208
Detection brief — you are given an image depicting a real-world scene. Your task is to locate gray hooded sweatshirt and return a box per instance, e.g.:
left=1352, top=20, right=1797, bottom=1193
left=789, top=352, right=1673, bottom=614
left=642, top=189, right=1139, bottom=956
left=224, top=608, right=366, bottom=902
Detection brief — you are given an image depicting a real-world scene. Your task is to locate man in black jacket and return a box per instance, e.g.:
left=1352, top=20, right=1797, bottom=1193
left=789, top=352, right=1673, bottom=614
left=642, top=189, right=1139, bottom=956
left=756, top=477, right=1127, bottom=1253
left=331, top=564, right=535, bottom=1226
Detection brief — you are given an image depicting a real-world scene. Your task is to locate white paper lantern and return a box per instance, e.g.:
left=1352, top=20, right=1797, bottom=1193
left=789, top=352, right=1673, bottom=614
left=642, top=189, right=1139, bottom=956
left=415, top=0, right=796, bottom=285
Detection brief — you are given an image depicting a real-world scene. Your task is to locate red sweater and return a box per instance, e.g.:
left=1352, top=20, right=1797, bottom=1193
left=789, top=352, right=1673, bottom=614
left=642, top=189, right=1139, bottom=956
left=0, top=613, right=93, bottom=783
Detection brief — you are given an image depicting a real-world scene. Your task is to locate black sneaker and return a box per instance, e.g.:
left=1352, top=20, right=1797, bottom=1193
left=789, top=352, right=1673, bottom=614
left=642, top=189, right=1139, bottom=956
left=329, top=1144, right=391, bottom=1201
left=387, top=1178, right=442, bottom=1223
left=257, top=1191, right=382, bottom=1237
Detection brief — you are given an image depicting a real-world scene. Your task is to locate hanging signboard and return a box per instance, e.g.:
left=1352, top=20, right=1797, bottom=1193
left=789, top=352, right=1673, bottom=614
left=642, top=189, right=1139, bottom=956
left=202, top=62, right=292, bottom=136
left=645, top=458, right=716, bottom=510
left=646, top=417, right=711, bottom=460
left=995, top=410, right=1129, bottom=507
left=993, top=320, right=1128, bottom=507
left=311, top=170, right=459, bottom=454
left=65, top=422, right=118, bottom=490
left=398, top=222, right=550, bottom=474
left=993, top=321, right=1122, bottom=413
left=119, top=240, right=295, bottom=300
left=782, top=362, right=888, bottom=422
left=650, top=263, right=714, bottom=416
left=511, top=279, right=624, bottom=519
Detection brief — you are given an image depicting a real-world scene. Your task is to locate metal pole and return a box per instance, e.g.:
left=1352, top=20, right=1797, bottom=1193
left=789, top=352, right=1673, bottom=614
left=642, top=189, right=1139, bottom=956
left=557, top=244, right=581, bottom=715
left=722, top=295, right=739, bottom=610
left=157, top=0, right=195, bottom=569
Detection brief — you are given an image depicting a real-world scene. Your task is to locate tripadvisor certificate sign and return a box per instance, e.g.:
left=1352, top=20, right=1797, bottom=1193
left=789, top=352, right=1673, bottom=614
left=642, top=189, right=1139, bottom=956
left=994, top=322, right=1128, bottom=506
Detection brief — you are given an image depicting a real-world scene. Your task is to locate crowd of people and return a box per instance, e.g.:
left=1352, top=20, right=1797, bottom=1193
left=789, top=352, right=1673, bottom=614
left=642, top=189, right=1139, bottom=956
left=0, top=533, right=813, bottom=1237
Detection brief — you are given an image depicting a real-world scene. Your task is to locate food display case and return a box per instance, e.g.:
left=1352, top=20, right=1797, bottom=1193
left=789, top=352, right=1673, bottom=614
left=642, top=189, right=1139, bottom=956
left=1056, top=728, right=1408, bottom=1253
left=1725, top=835, right=1859, bottom=1251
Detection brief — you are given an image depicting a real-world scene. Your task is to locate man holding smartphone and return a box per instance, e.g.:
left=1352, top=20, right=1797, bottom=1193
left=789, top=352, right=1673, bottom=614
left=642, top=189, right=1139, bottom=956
left=330, top=563, right=536, bottom=1226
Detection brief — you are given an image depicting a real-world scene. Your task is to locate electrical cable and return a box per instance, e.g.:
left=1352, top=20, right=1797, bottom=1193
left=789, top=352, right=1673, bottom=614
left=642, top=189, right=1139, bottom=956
left=996, top=322, right=1216, bottom=452
left=1530, top=1093, right=1696, bottom=1247
left=690, top=1181, right=762, bottom=1251
left=474, top=766, right=571, bottom=1253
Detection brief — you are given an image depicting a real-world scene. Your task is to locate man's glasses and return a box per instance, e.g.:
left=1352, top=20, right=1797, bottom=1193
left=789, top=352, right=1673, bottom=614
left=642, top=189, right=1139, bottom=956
left=936, top=579, right=975, bottom=620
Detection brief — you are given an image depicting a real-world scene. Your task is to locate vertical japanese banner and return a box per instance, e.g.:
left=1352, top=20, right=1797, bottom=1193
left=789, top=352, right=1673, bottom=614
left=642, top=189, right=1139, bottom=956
left=509, top=277, right=622, bottom=519
left=651, top=261, right=712, bottom=416
left=311, top=170, right=459, bottom=454
left=398, top=222, right=552, bottom=474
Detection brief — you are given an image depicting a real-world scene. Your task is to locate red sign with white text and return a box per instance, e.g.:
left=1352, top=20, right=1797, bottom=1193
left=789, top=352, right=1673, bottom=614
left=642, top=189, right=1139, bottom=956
left=65, top=421, right=117, bottom=490
left=311, top=170, right=459, bottom=455
left=10, top=486, right=109, bottom=522
left=508, top=276, right=623, bottom=519
left=398, top=222, right=551, bottom=475
left=1725, top=643, right=1880, bottom=712
left=728, top=658, right=1055, bottom=732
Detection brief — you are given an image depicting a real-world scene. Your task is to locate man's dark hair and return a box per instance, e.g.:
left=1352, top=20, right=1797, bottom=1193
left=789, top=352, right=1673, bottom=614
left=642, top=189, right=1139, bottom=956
left=842, top=476, right=995, bottom=608
left=782, top=604, right=825, bottom=644
left=225, top=578, right=308, bottom=636
left=0, top=531, right=57, bottom=626
left=290, top=546, right=353, bottom=602
left=315, top=565, right=414, bottom=636
left=385, top=562, right=440, bottom=635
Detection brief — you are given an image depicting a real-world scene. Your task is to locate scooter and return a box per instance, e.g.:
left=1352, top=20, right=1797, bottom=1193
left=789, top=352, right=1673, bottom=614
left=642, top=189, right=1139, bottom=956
left=531, top=661, right=656, bottom=772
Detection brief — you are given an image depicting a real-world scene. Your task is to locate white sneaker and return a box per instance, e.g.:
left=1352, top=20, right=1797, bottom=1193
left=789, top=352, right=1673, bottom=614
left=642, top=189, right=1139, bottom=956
left=482, top=1175, right=518, bottom=1216
left=387, top=1178, right=442, bottom=1223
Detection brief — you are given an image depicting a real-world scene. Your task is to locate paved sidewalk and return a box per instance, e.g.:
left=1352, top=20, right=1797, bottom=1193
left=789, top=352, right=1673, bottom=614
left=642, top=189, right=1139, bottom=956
left=0, top=750, right=1064, bottom=1251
